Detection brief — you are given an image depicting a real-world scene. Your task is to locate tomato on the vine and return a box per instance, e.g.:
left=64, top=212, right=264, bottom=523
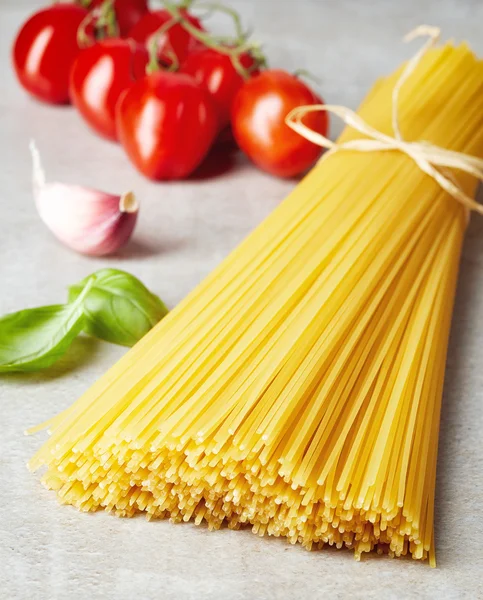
left=70, top=39, right=149, bottom=141
left=128, top=9, right=204, bottom=67
left=231, top=69, right=328, bottom=178
left=181, top=48, right=260, bottom=130
left=87, top=0, right=149, bottom=38
left=116, top=71, right=219, bottom=180
left=12, top=4, right=88, bottom=104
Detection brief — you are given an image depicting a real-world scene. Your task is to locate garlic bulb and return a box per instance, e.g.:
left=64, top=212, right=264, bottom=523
left=30, top=141, right=138, bottom=257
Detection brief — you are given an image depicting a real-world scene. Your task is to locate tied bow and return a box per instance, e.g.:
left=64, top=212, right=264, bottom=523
left=286, top=26, right=483, bottom=216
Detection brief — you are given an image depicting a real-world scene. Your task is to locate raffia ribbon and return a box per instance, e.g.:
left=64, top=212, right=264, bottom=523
left=285, top=26, right=483, bottom=216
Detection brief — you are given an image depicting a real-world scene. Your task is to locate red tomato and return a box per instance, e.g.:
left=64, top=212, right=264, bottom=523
left=88, top=0, right=149, bottom=38
left=231, top=70, right=328, bottom=178
left=181, top=48, right=259, bottom=130
left=116, top=72, right=218, bottom=180
left=12, top=4, right=88, bottom=104
left=128, top=9, right=204, bottom=66
left=70, top=39, right=148, bottom=141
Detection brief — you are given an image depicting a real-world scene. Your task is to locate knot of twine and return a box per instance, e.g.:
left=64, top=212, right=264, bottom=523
left=286, top=26, right=483, bottom=216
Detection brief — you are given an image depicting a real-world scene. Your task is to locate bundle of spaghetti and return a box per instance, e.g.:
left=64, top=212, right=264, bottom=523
left=29, top=35, right=483, bottom=566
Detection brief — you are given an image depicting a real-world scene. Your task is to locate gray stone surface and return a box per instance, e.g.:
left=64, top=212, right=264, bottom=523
left=1, top=1, right=483, bottom=598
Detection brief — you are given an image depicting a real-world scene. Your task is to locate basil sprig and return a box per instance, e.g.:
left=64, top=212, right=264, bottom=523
left=0, top=269, right=168, bottom=374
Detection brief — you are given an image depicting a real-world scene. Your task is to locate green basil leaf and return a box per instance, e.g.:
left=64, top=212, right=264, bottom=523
left=0, top=280, right=93, bottom=373
left=68, top=269, right=168, bottom=347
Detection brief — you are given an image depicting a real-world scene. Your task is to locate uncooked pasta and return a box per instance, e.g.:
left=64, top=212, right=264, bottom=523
left=29, top=31, right=483, bottom=566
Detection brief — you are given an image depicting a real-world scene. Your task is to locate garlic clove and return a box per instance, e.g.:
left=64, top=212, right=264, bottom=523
left=30, top=141, right=139, bottom=257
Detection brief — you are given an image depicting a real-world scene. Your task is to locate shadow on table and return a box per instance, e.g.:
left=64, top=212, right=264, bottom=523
left=190, top=139, right=245, bottom=182
left=113, top=238, right=184, bottom=260
left=435, top=184, right=483, bottom=565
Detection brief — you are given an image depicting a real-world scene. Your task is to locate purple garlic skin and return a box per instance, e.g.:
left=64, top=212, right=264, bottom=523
left=31, top=141, right=139, bottom=257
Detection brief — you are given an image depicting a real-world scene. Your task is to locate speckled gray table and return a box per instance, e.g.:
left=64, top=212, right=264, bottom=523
left=1, top=1, right=483, bottom=599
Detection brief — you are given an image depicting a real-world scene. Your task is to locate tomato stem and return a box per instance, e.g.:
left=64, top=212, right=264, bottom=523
left=293, top=69, right=322, bottom=86
left=162, top=1, right=266, bottom=79
left=96, top=0, right=120, bottom=39
left=77, top=0, right=119, bottom=46
left=194, top=2, right=246, bottom=43
left=146, top=17, right=181, bottom=74
left=77, top=11, right=96, bottom=47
